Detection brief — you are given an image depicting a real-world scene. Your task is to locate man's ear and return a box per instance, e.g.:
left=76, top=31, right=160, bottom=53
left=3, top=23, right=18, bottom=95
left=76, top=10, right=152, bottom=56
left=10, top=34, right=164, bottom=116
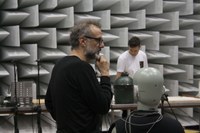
left=79, top=38, right=86, bottom=46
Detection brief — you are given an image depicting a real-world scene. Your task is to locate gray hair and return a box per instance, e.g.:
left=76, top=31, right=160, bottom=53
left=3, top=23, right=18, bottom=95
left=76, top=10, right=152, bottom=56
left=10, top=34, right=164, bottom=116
left=70, top=19, right=101, bottom=49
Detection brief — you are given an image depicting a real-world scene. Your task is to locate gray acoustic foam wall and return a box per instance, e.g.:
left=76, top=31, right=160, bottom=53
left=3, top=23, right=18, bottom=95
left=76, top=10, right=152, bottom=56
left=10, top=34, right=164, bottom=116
left=0, top=0, right=200, bottom=131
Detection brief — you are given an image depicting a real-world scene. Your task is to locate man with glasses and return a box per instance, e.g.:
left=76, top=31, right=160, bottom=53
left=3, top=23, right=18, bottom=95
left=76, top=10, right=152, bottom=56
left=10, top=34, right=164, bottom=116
left=84, top=35, right=104, bottom=46
left=45, top=20, right=113, bottom=133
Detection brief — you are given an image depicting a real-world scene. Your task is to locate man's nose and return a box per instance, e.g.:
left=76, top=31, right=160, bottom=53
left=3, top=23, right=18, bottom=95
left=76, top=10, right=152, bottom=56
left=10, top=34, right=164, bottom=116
left=99, top=41, right=104, bottom=48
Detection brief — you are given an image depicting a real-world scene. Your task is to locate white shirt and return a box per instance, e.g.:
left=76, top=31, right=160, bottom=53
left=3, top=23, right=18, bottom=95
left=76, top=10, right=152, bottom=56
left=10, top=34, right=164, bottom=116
left=117, top=50, right=148, bottom=78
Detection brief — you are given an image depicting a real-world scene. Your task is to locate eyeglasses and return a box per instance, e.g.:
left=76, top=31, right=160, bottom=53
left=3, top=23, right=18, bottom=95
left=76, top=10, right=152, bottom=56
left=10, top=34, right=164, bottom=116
left=84, top=35, right=104, bottom=45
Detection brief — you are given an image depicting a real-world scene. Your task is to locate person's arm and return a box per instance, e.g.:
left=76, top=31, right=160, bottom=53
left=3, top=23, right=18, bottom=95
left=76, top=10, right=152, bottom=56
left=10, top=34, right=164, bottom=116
left=78, top=61, right=113, bottom=114
left=115, top=55, right=125, bottom=80
left=45, top=75, right=56, bottom=120
left=115, top=72, right=122, bottom=80
left=45, top=87, right=56, bottom=120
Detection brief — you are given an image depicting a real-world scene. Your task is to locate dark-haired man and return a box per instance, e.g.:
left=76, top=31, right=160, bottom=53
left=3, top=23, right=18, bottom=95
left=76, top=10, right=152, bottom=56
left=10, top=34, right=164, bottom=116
left=115, top=36, right=148, bottom=117
left=116, top=36, right=148, bottom=80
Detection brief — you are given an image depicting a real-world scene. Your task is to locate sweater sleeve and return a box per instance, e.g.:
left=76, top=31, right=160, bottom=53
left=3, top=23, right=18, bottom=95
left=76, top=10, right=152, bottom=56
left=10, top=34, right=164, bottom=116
left=45, top=69, right=57, bottom=120
left=45, top=84, right=56, bottom=120
left=77, top=63, right=113, bottom=114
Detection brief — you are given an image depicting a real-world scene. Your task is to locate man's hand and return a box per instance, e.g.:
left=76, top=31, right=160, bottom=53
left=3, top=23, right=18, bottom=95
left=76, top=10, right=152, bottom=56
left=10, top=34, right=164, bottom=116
left=96, top=55, right=109, bottom=76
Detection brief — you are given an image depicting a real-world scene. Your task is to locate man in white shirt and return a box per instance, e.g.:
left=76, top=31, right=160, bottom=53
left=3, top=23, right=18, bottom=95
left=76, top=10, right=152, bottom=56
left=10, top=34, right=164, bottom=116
left=116, top=36, right=148, bottom=80
left=115, top=36, right=148, bottom=117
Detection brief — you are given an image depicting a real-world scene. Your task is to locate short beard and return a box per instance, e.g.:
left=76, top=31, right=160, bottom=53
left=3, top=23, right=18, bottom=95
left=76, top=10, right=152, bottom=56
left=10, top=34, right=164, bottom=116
left=85, top=52, right=96, bottom=61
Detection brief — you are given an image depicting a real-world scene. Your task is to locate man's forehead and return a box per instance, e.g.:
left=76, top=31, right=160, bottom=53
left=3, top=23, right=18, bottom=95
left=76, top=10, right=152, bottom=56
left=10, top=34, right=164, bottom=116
left=90, top=25, right=102, bottom=35
left=129, top=46, right=140, bottom=50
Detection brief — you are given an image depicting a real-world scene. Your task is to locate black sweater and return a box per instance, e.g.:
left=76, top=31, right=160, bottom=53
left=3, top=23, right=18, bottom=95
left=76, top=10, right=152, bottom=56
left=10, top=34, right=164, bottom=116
left=45, top=56, right=113, bottom=133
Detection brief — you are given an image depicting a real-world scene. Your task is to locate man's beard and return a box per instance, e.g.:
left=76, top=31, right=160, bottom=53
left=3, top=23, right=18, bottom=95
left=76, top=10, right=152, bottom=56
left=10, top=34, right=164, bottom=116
left=85, top=47, right=100, bottom=62
left=85, top=51, right=96, bottom=61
